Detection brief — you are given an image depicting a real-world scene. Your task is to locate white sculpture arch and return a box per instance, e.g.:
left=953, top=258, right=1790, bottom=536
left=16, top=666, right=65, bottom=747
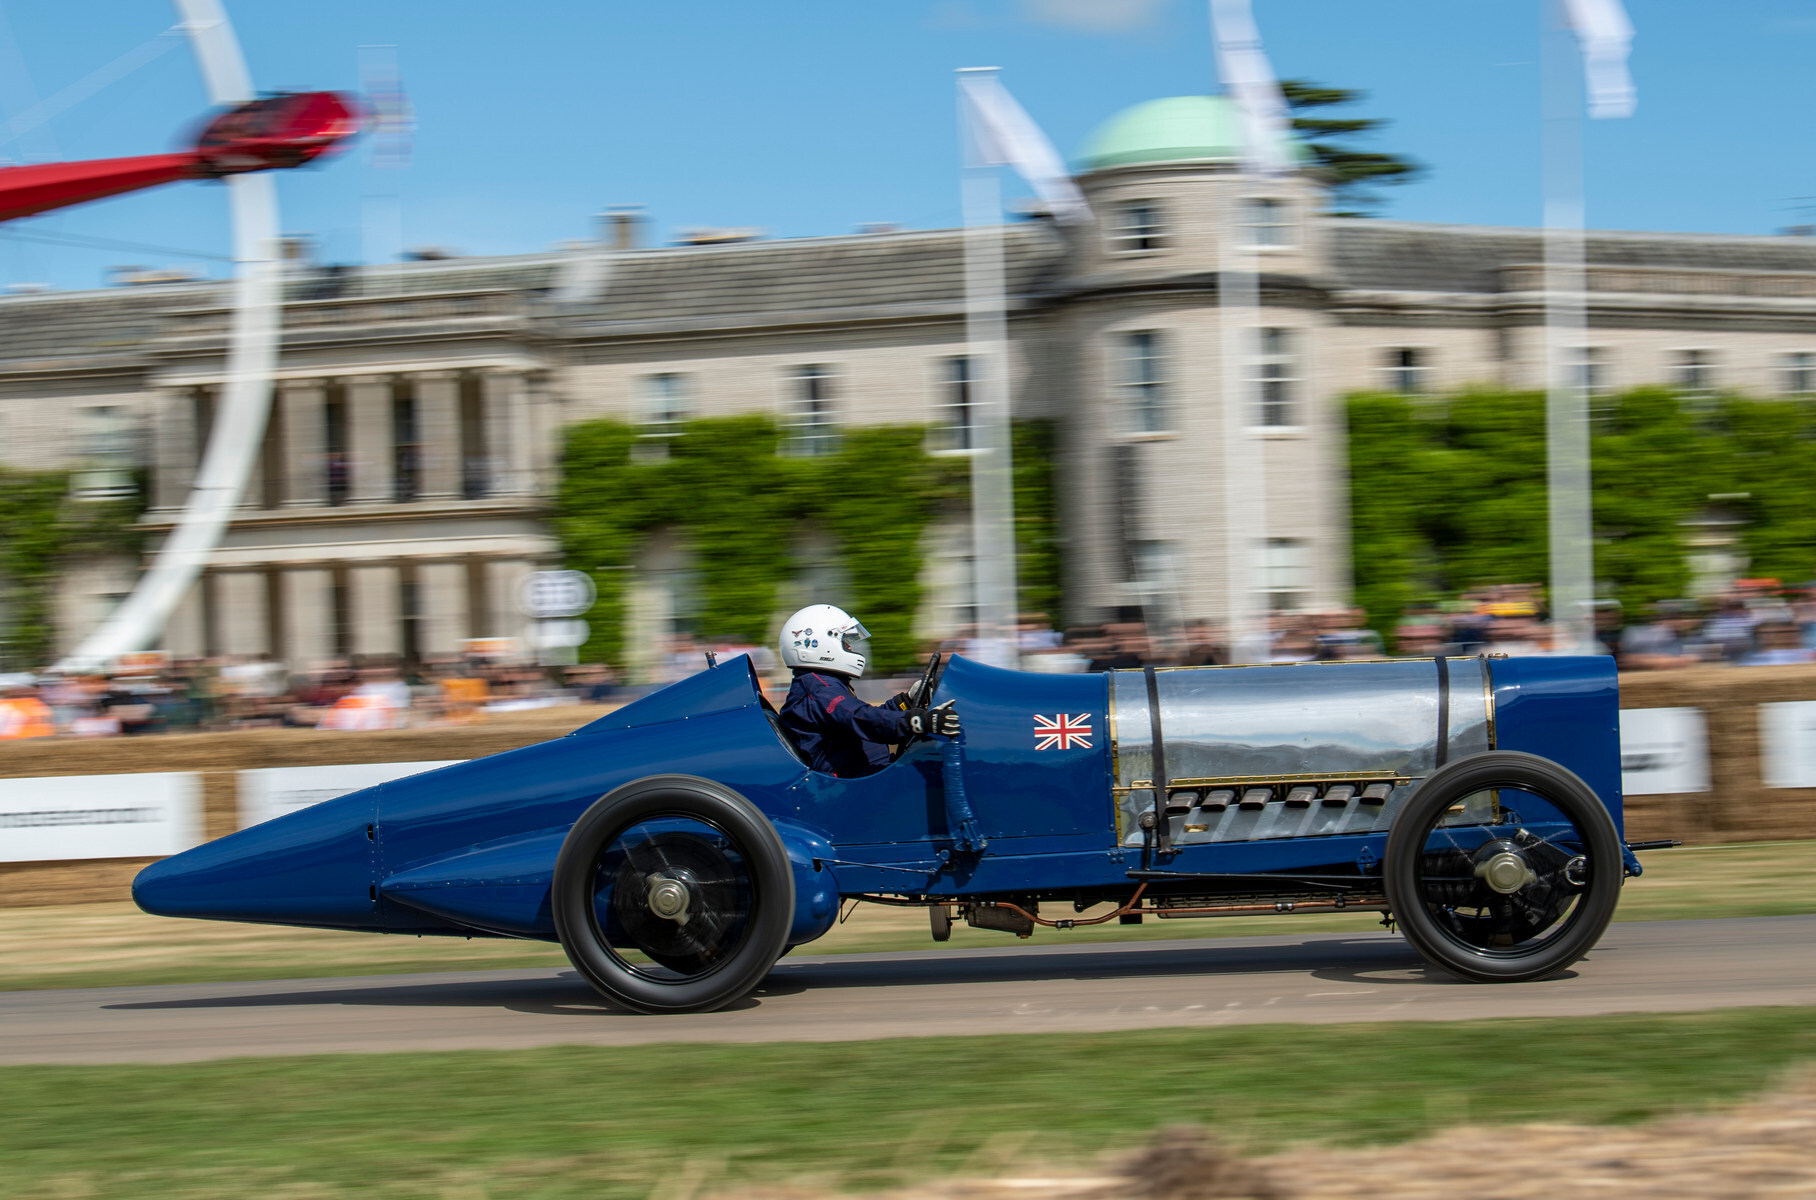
left=59, top=0, right=283, bottom=670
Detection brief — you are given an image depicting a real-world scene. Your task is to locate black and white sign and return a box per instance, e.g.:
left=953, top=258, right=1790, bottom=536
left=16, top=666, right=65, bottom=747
left=1760, top=701, right=1816, bottom=789
left=0, top=773, right=201, bottom=863
left=1619, top=707, right=1710, bottom=795
left=520, top=570, right=596, bottom=619
left=239, top=761, right=464, bottom=829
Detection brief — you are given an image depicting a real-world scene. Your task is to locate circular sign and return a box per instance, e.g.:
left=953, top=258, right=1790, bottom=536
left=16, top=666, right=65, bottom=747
left=520, top=570, right=596, bottom=619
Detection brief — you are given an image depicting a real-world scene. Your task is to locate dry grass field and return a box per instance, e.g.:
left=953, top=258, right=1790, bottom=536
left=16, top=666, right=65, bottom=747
left=3, top=840, right=1810, bottom=992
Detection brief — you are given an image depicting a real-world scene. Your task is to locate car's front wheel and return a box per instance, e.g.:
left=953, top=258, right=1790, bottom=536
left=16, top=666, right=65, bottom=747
left=1384, top=751, right=1622, bottom=983
left=552, top=775, right=793, bottom=1014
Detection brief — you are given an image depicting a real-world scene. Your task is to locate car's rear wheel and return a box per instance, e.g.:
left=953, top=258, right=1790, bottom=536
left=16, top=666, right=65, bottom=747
left=552, top=775, right=793, bottom=1013
left=1384, top=751, right=1622, bottom=983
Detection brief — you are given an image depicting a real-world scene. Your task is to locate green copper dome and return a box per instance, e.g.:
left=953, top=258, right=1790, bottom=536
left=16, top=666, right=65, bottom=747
left=1076, top=94, right=1305, bottom=173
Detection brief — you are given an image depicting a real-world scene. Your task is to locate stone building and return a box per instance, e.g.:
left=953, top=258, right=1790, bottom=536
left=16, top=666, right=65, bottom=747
left=5, top=93, right=1816, bottom=671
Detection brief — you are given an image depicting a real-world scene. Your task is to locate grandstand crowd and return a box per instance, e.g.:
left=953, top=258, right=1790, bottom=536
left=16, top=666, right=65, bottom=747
left=3, top=580, right=1814, bottom=739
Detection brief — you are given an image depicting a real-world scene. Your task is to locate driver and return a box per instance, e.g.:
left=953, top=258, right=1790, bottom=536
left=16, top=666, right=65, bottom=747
left=777, top=604, right=959, bottom=777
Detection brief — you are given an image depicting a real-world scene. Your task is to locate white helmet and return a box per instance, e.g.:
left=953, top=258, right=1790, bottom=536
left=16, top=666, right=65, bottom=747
left=779, top=604, right=872, bottom=677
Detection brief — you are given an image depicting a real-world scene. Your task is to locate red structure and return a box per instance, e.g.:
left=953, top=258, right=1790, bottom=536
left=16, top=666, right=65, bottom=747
left=0, top=91, right=360, bottom=223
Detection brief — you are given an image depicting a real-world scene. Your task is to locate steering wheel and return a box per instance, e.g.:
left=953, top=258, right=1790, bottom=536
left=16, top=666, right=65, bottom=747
left=912, top=651, right=946, bottom=709
left=891, top=652, right=947, bottom=758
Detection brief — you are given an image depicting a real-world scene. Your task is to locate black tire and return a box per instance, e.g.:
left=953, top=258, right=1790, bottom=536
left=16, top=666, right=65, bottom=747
left=1384, top=751, right=1622, bottom=983
left=552, top=775, right=794, bottom=1014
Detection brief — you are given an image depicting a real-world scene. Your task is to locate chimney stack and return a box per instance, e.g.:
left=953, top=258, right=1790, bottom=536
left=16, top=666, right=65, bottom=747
left=602, top=206, right=646, bottom=250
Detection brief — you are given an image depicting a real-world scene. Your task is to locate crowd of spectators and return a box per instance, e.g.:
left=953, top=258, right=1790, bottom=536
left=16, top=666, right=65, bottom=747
left=0, top=653, right=604, bottom=741
left=3, top=580, right=1812, bottom=740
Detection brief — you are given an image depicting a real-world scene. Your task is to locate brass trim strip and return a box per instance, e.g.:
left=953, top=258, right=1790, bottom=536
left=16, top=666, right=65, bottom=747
left=1106, top=674, right=1123, bottom=840
left=1481, top=654, right=1498, bottom=750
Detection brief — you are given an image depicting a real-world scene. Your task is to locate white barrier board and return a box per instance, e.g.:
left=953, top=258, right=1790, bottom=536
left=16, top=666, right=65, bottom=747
left=1619, top=707, right=1710, bottom=795
left=0, top=773, right=201, bottom=863
left=1760, top=701, right=1816, bottom=788
left=238, top=761, right=464, bottom=829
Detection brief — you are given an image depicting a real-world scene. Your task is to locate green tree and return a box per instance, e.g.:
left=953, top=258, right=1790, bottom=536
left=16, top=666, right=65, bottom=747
left=1280, top=79, right=1424, bottom=217
left=555, top=417, right=1058, bottom=674
left=1347, top=388, right=1816, bottom=640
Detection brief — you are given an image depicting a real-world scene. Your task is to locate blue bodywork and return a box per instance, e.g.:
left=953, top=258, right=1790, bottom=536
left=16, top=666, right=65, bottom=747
left=134, top=653, right=1621, bottom=948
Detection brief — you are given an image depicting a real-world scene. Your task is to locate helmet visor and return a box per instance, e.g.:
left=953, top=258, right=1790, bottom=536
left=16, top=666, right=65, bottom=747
left=841, top=621, right=872, bottom=658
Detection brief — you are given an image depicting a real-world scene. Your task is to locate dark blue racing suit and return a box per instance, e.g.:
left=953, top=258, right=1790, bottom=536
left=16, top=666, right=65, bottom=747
left=779, top=671, right=913, bottom=777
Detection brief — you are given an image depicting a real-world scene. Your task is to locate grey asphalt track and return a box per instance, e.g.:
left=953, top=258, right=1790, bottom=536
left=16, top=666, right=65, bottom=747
left=3, top=916, right=1813, bottom=1065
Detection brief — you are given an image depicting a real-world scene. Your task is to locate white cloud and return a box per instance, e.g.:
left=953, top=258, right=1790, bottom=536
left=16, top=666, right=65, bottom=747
left=1019, top=0, right=1172, bottom=34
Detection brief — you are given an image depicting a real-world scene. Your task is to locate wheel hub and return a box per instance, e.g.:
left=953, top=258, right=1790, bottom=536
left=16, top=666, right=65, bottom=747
left=645, top=873, right=692, bottom=924
left=1474, top=840, right=1539, bottom=894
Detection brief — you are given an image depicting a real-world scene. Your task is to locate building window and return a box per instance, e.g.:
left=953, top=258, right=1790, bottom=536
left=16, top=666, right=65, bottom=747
left=1111, top=200, right=1165, bottom=253
left=1242, top=197, right=1293, bottom=249
left=634, top=372, right=690, bottom=460
left=1123, top=331, right=1168, bottom=434
left=1783, top=352, right=1815, bottom=395
left=1263, top=537, right=1309, bottom=611
left=77, top=404, right=132, bottom=462
left=1675, top=349, right=1716, bottom=396
left=392, top=382, right=419, bottom=502
left=935, top=356, right=976, bottom=452
left=1256, top=328, right=1297, bottom=427
left=1575, top=346, right=1610, bottom=396
left=1382, top=347, right=1428, bottom=394
left=784, top=364, right=838, bottom=457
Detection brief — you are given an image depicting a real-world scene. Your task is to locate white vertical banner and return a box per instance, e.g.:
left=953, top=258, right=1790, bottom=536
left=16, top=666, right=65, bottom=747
left=1562, top=0, right=1636, bottom=119
left=957, top=70, right=1091, bottom=225
left=957, top=68, right=1085, bottom=670
left=1209, top=0, right=1294, bottom=175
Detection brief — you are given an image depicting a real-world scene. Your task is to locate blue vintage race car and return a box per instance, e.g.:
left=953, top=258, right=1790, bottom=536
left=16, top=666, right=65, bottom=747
left=135, top=653, right=1642, bottom=1013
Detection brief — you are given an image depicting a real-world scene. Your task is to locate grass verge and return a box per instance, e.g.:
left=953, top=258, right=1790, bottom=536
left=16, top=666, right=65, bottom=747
left=4, top=840, right=1812, bottom=992
left=4, top=1008, right=1816, bottom=1199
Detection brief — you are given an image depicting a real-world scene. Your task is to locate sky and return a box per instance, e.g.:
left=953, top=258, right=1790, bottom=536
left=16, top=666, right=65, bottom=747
left=1, top=0, right=1813, bottom=292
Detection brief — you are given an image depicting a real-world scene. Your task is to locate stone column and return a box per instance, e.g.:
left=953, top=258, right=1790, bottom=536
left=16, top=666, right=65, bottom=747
left=464, top=556, right=490, bottom=638
left=280, top=380, right=327, bottom=506
left=418, top=560, right=469, bottom=657
left=481, top=370, right=530, bottom=496
left=486, top=559, right=533, bottom=646
left=216, top=571, right=271, bottom=657
left=348, top=375, right=395, bottom=503
left=349, top=563, right=402, bottom=659
left=161, top=575, right=206, bottom=658
left=525, top=371, right=561, bottom=497
left=282, top=567, right=334, bottom=668
left=415, top=371, right=462, bottom=501
left=150, top=388, right=198, bottom=512
left=238, top=400, right=267, bottom=510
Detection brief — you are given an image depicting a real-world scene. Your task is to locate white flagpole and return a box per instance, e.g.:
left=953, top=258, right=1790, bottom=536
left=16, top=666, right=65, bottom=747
left=958, top=67, right=1020, bottom=669
left=1544, top=0, right=1592, bottom=656
left=1219, top=203, right=1266, bottom=664
left=1544, top=0, right=1632, bottom=656
left=1210, top=0, right=1284, bottom=665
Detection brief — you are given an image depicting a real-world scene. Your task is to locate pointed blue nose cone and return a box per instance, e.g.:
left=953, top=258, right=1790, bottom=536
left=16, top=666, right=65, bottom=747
left=133, top=788, right=382, bottom=929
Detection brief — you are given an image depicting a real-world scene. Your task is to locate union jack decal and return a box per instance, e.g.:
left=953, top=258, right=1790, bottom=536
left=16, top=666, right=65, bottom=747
left=1033, top=713, right=1093, bottom=751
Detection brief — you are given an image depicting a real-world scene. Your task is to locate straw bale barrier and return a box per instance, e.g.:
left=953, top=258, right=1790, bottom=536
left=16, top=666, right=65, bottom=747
left=3, top=664, right=1815, bottom=909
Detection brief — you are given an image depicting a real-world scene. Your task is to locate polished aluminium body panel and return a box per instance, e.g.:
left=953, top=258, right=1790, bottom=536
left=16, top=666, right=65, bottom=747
left=1109, top=658, right=1493, bottom=848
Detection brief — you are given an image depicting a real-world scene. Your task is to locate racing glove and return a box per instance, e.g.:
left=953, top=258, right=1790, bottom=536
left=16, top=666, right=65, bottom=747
left=906, top=700, right=961, bottom=737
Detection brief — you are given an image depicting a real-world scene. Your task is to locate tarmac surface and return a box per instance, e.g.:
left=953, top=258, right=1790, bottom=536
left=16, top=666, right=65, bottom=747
left=3, top=915, right=1812, bottom=1065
